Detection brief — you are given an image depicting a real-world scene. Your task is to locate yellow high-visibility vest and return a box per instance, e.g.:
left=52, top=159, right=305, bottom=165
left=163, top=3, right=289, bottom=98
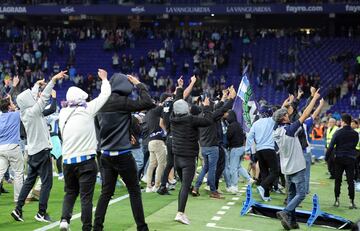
left=326, top=126, right=338, bottom=148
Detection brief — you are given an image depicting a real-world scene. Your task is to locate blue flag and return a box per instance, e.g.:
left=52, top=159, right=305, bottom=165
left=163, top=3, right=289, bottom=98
left=232, top=67, right=258, bottom=133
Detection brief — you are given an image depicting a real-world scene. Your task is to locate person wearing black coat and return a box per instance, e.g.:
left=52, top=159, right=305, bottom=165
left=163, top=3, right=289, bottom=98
left=93, top=73, right=155, bottom=231
left=193, top=87, right=236, bottom=199
left=224, top=110, right=253, bottom=194
left=170, top=89, right=212, bottom=225
left=326, top=114, right=359, bottom=209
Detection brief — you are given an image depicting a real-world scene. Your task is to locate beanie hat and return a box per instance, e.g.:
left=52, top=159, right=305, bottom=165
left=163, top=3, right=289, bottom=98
left=173, top=99, right=190, bottom=115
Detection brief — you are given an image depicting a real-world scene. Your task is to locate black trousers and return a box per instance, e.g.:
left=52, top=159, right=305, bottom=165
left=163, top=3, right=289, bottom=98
left=214, top=145, right=226, bottom=190
left=355, top=152, right=360, bottom=181
left=273, top=153, right=286, bottom=189
left=174, top=155, right=196, bottom=213
left=334, top=156, right=355, bottom=200
left=93, top=153, right=148, bottom=231
left=61, top=158, right=97, bottom=231
left=16, top=149, right=53, bottom=213
left=160, top=136, right=174, bottom=187
left=56, top=156, right=63, bottom=174
left=327, top=152, right=336, bottom=178
left=256, top=149, right=279, bottom=197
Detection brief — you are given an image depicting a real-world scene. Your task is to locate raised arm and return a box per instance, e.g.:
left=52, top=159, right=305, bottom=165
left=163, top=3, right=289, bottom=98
left=282, top=94, right=294, bottom=108
left=29, top=71, right=67, bottom=116
left=299, top=88, right=321, bottom=124
left=8, top=76, right=19, bottom=98
left=43, top=90, right=57, bottom=116
left=31, top=79, right=45, bottom=98
left=211, top=86, right=236, bottom=121
left=192, top=97, right=213, bottom=127
left=86, top=69, right=111, bottom=116
left=122, top=75, right=155, bottom=112
left=311, top=98, right=325, bottom=120
left=183, top=75, right=197, bottom=99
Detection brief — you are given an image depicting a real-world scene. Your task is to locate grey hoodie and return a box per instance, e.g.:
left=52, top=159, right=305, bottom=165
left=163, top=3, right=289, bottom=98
left=17, top=81, right=54, bottom=155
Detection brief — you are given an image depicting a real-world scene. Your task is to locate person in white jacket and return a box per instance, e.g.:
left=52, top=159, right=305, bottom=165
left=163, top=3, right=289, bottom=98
left=11, top=71, right=67, bottom=223
left=58, top=69, right=110, bottom=231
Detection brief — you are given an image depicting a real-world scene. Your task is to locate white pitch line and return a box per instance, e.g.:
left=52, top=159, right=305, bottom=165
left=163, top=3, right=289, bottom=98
left=34, top=194, right=130, bottom=231
left=221, top=206, right=230, bottom=210
left=211, top=216, right=222, bottom=221
left=227, top=202, right=235, bottom=205
left=232, top=197, right=240, bottom=201
left=217, top=211, right=226, bottom=215
left=207, top=224, right=253, bottom=231
left=239, top=190, right=245, bottom=193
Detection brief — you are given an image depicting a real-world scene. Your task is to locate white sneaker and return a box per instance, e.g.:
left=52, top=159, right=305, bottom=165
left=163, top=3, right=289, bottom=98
left=257, top=186, right=267, bottom=201
left=174, top=212, right=190, bottom=225
left=152, top=186, right=159, bottom=192
left=230, top=186, right=238, bottom=194
left=247, top=178, right=255, bottom=185
left=145, top=187, right=153, bottom=193
left=58, top=174, right=64, bottom=181
left=141, top=176, right=147, bottom=183
left=59, top=219, right=70, bottom=231
left=204, top=185, right=210, bottom=191
left=168, top=179, right=177, bottom=184
left=203, top=177, right=207, bottom=183
left=225, top=187, right=233, bottom=193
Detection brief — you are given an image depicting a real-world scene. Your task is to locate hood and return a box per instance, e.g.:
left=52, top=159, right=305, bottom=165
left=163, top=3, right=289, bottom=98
left=226, top=110, right=238, bottom=123
left=17, top=89, right=37, bottom=111
left=110, top=73, right=134, bottom=96
left=66, top=86, right=88, bottom=101
left=173, top=99, right=190, bottom=115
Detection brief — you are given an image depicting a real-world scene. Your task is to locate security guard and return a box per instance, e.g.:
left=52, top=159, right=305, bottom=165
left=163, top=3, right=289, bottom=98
left=326, top=118, right=338, bottom=179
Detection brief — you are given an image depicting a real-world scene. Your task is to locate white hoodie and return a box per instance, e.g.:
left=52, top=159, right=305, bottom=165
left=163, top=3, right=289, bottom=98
left=59, top=80, right=110, bottom=163
left=16, top=81, right=54, bottom=155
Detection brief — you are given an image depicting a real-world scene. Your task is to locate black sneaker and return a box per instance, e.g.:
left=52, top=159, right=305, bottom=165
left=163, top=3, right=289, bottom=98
left=349, top=200, right=357, bottom=209
left=157, top=186, right=170, bottom=195
left=0, top=185, right=9, bottom=194
left=35, top=212, right=52, bottom=223
left=276, top=211, right=291, bottom=230
left=11, top=209, right=24, bottom=222
left=191, top=188, right=200, bottom=197
left=290, top=222, right=300, bottom=229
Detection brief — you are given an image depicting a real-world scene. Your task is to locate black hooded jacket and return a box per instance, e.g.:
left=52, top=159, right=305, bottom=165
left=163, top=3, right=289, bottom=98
left=96, top=74, right=155, bottom=151
left=170, top=87, right=212, bottom=157
left=199, top=99, right=234, bottom=147
left=171, top=106, right=213, bottom=157
left=226, top=110, right=245, bottom=148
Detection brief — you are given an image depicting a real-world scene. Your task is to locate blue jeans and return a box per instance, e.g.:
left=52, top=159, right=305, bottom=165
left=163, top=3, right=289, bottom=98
left=224, top=149, right=230, bottom=187
left=131, top=148, right=144, bottom=176
left=195, top=146, right=219, bottom=192
left=229, top=147, right=249, bottom=187
left=303, top=152, right=312, bottom=194
left=284, top=169, right=306, bottom=222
